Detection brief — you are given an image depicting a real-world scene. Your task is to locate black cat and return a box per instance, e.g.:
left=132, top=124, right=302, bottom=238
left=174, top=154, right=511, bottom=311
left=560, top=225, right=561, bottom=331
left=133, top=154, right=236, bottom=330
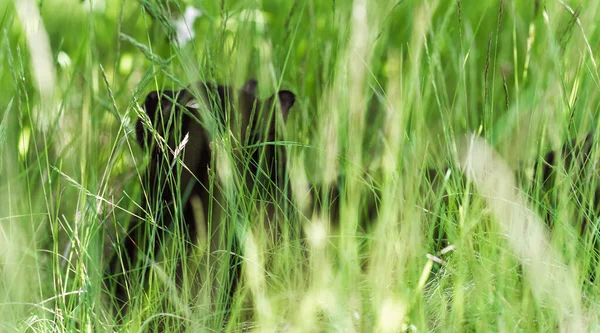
left=531, top=133, right=599, bottom=281
left=532, top=133, right=598, bottom=228
left=108, top=79, right=296, bottom=321
left=422, top=132, right=600, bottom=268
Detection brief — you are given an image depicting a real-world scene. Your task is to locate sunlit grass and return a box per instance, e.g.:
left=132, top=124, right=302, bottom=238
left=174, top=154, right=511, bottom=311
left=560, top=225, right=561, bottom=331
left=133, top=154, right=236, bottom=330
left=1, top=0, right=600, bottom=331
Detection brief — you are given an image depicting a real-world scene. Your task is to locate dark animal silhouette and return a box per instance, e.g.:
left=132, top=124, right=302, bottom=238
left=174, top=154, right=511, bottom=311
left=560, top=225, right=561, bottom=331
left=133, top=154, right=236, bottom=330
left=422, top=133, right=600, bottom=261
left=531, top=133, right=598, bottom=228
left=530, top=133, right=599, bottom=281
left=107, top=79, right=296, bottom=322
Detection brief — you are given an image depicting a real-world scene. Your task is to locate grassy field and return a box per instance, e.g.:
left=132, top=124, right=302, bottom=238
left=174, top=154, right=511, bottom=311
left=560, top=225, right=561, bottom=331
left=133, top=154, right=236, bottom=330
left=2, top=0, right=600, bottom=331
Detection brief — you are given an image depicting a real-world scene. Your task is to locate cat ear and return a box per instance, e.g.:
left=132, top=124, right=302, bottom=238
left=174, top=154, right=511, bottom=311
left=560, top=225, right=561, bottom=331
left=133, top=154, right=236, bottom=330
left=137, top=89, right=181, bottom=149
left=142, top=90, right=161, bottom=117
left=276, top=90, right=296, bottom=121
left=146, top=90, right=160, bottom=101
left=143, top=90, right=180, bottom=115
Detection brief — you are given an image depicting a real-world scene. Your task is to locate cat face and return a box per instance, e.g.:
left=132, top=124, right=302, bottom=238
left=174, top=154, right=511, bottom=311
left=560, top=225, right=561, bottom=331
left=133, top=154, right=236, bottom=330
left=135, top=80, right=296, bottom=199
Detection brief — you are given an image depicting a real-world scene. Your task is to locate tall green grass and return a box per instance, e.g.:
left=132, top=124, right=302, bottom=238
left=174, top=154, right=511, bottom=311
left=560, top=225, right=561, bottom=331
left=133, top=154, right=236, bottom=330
left=1, top=0, right=600, bottom=331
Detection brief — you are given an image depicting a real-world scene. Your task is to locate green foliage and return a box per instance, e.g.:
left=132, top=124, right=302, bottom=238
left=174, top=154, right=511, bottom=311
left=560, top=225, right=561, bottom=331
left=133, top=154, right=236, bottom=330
left=1, top=0, right=600, bottom=331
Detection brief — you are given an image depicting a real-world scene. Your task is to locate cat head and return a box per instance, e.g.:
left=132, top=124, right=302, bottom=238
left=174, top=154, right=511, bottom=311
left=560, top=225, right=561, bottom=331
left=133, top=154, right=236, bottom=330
left=135, top=79, right=296, bottom=188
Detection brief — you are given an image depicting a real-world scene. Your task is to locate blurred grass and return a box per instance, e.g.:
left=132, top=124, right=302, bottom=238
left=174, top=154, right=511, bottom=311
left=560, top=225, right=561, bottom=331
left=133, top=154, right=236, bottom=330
left=1, top=0, right=600, bottom=331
